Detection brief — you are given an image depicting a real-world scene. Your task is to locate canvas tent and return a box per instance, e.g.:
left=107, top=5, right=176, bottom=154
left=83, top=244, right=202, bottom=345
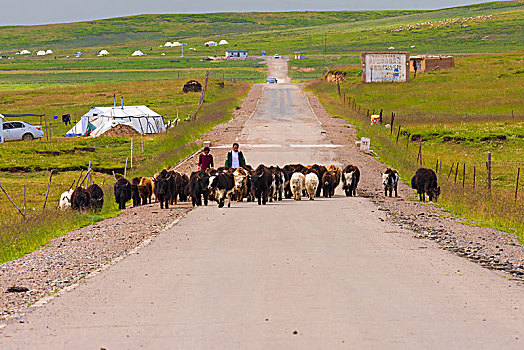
left=132, top=50, right=145, bottom=56
left=20, top=50, right=30, bottom=55
left=46, top=49, right=53, bottom=54
left=65, top=106, right=166, bottom=137
left=219, top=40, right=229, bottom=45
left=37, top=50, right=46, bottom=56
left=172, top=41, right=182, bottom=47
left=98, top=49, right=109, bottom=56
left=204, top=41, right=218, bottom=47
left=164, top=42, right=173, bottom=47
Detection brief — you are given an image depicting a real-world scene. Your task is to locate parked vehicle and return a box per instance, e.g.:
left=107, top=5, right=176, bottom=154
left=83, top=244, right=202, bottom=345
left=1, top=121, right=44, bottom=141
left=267, top=77, right=278, bottom=84
left=273, top=54, right=280, bottom=59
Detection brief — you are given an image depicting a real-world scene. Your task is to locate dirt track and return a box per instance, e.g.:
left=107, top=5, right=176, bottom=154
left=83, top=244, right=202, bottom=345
left=1, top=57, right=524, bottom=349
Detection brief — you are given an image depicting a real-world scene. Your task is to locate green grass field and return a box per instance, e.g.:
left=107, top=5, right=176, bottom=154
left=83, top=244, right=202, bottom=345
left=306, top=51, right=524, bottom=239
left=0, top=79, right=249, bottom=263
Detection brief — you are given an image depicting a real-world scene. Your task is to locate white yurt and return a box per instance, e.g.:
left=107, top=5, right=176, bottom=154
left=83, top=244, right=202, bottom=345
left=65, top=105, right=166, bottom=137
left=204, top=41, right=218, bottom=47
left=20, top=49, right=31, bottom=55
left=131, top=50, right=145, bottom=56
left=98, top=49, right=109, bottom=56
left=219, top=40, right=229, bottom=45
left=46, top=49, right=53, bottom=54
left=172, top=41, right=182, bottom=47
left=164, top=42, right=173, bottom=47
left=36, top=50, right=46, bottom=56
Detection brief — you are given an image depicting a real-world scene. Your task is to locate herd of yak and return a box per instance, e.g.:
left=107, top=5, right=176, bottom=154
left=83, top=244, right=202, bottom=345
left=59, top=162, right=441, bottom=212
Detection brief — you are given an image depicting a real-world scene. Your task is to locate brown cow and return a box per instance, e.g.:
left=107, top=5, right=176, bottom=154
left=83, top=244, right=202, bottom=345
left=138, top=177, right=153, bottom=205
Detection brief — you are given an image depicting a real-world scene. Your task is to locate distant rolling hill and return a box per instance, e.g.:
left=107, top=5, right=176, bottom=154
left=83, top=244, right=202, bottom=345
left=0, top=1, right=522, bottom=54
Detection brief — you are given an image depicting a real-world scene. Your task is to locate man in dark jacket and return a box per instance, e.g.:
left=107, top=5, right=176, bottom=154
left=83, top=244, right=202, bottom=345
left=225, top=143, right=246, bottom=169
left=198, top=147, right=214, bottom=171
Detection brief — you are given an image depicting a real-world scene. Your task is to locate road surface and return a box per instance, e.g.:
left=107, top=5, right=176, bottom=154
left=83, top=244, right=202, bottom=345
left=1, top=59, right=523, bottom=349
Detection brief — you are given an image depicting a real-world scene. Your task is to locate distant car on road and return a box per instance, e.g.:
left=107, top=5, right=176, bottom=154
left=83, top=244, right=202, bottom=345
left=273, top=54, right=280, bottom=59
left=266, top=78, right=278, bottom=84
left=1, top=121, right=44, bottom=141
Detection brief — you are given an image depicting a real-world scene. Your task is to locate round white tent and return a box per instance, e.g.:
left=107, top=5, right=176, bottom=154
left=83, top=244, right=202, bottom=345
left=46, top=49, right=53, bottom=54
left=172, top=41, right=182, bottom=47
left=98, top=49, right=109, bottom=56
left=204, top=41, right=218, bottom=47
left=20, top=50, right=31, bottom=55
left=36, top=50, right=46, bottom=56
left=164, top=42, right=173, bottom=47
left=219, top=40, right=229, bottom=45
left=65, top=106, right=166, bottom=137
left=132, top=50, right=145, bottom=56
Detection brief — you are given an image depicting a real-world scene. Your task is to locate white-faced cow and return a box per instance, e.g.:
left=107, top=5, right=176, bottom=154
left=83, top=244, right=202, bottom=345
left=209, top=171, right=235, bottom=208
left=59, top=189, right=73, bottom=210
left=382, top=168, right=399, bottom=197
left=342, top=165, right=360, bottom=197
left=411, top=168, right=441, bottom=202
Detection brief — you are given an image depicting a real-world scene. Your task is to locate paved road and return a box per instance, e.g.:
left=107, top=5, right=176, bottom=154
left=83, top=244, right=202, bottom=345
left=2, top=60, right=524, bottom=349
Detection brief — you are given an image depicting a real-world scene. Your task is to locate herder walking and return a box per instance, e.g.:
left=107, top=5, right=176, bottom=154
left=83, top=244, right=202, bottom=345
left=225, top=143, right=246, bottom=169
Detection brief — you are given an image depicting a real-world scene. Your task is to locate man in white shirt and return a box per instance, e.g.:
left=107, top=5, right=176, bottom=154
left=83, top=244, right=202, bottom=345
left=225, top=143, right=246, bottom=169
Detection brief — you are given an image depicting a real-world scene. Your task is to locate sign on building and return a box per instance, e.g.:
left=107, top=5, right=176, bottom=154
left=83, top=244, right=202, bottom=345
left=361, top=52, right=410, bottom=83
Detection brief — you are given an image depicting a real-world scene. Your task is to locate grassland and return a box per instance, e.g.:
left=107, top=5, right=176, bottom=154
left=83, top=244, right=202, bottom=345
left=0, top=79, right=249, bottom=263
left=306, top=52, right=524, bottom=239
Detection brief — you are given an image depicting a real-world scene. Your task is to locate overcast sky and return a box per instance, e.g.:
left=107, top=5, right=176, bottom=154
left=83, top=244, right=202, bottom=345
left=0, top=0, right=489, bottom=26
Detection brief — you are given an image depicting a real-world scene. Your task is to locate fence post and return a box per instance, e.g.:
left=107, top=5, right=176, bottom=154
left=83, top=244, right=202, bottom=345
left=406, top=133, right=410, bottom=150
left=516, top=167, right=521, bottom=202
left=390, top=112, right=395, bottom=134
left=439, top=159, right=442, bottom=177
left=487, top=152, right=492, bottom=194
left=396, top=125, right=401, bottom=144
left=379, top=109, right=383, bottom=124
left=130, top=138, right=134, bottom=169
left=462, top=163, right=466, bottom=188
left=0, top=181, right=25, bottom=218
left=454, top=162, right=459, bottom=183
left=473, top=165, right=476, bottom=189
left=448, top=163, right=454, bottom=180
left=435, top=159, right=439, bottom=174
left=43, top=170, right=54, bottom=210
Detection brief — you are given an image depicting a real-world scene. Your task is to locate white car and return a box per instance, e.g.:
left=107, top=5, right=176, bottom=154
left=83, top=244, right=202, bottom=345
left=2, top=121, right=44, bottom=141
left=274, top=54, right=280, bottom=59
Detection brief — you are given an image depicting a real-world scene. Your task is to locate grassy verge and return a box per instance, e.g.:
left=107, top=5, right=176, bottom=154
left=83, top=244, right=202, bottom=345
left=306, top=54, right=523, bottom=240
left=0, top=80, right=250, bottom=263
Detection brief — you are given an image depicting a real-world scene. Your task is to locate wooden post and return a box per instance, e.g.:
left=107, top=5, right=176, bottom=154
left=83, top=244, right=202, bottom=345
left=418, top=140, right=423, bottom=165
left=473, top=166, right=476, bottom=189
left=390, top=112, right=395, bottom=134
left=75, top=170, right=83, bottom=188
left=88, top=161, right=92, bottom=187
left=42, top=170, right=54, bottom=210
left=337, top=81, right=341, bottom=96
left=448, top=163, right=455, bottom=180
left=379, top=109, right=383, bottom=124
left=435, top=159, right=439, bottom=174
left=141, top=133, right=144, bottom=153
left=124, top=157, right=128, bottom=178
left=406, top=133, right=410, bottom=149
left=487, top=152, right=492, bottom=193
left=23, top=184, right=26, bottom=216
left=79, top=169, right=91, bottom=188
left=0, top=181, right=25, bottom=218
left=516, top=168, right=520, bottom=202
left=454, top=162, right=459, bottom=183
left=462, top=163, right=466, bottom=188
left=130, top=138, right=134, bottom=169
left=396, top=125, right=401, bottom=144
left=439, top=159, right=442, bottom=177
